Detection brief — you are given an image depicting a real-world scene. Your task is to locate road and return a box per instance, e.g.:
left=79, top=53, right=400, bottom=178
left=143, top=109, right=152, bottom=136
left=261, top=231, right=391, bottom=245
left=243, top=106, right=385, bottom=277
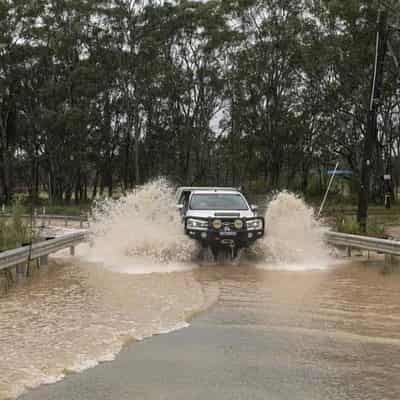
left=20, top=263, right=400, bottom=400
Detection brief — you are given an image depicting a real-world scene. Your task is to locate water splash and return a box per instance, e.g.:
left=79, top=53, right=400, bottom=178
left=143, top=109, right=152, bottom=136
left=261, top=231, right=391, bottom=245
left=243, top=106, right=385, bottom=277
left=84, top=178, right=199, bottom=273
left=253, top=192, right=332, bottom=270
left=83, top=182, right=331, bottom=271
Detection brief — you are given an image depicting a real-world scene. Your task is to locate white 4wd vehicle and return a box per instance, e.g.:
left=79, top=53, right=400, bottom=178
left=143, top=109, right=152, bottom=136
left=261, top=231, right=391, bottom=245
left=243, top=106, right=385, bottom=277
left=176, top=187, right=264, bottom=258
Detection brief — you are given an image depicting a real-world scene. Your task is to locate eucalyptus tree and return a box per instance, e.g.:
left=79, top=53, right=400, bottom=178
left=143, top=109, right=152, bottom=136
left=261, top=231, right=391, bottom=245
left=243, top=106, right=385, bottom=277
left=0, top=0, right=26, bottom=203
left=138, top=0, right=231, bottom=184
left=2, top=0, right=400, bottom=209
left=222, top=0, right=308, bottom=188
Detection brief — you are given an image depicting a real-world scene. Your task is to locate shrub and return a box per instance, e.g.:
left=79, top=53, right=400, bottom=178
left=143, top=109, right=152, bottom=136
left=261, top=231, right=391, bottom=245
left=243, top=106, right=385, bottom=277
left=0, top=200, right=33, bottom=251
left=336, top=216, right=385, bottom=237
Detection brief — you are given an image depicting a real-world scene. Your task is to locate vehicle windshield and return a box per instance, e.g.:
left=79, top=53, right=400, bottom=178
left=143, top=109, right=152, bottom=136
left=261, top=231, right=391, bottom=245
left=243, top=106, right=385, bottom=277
left=190, top=193, right=248, bottom=210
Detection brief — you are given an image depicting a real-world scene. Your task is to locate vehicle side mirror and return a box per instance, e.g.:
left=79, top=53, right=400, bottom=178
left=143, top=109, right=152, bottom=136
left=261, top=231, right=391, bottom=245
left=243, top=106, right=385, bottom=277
left=251, top=205, right=258, bottom=211
left=176, top=204, right=184, bottom=210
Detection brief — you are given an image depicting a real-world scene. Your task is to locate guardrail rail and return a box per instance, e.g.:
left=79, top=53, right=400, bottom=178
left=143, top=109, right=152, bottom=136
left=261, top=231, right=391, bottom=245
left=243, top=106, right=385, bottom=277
left=0, top=232, right=86, bottom=273
left=325, top=231, right=400, bottom=256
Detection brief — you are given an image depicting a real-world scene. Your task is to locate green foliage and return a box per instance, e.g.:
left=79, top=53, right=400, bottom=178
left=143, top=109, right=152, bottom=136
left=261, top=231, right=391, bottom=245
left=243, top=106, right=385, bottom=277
left=0, top=200, right=33, bottom=251
left=11, top=199, right=27, bottom=243
left=42, top=205, right=89, bottom=217
left=336, top=215, right=385, bottom=237
left=0, top=0, right=400, bottom=204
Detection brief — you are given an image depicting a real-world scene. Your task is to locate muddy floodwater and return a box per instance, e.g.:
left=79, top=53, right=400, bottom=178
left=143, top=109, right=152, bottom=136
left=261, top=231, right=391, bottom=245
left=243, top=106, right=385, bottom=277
left=2, top=187, right=400, bottom=399
left=1, top=256, right=400, bottom=399
left=0, top=256, right=218, bottom=399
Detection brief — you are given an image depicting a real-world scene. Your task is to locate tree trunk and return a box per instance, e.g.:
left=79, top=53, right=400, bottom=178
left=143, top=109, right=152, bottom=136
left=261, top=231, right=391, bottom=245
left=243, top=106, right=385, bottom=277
left=134, top=121, right=140, bottom=186
left=108, top=171, right=113, bottom=198
left=100, top=175, right=105, bottom=197
left=0, top=116, right=12, bottom=204
left=301, top=162, right=310, bottom=194
left=357, top=10, right=388, bottom=231
left=92, top=170, right=99, bottom=200
left=124, top=132, right=131, bottom=191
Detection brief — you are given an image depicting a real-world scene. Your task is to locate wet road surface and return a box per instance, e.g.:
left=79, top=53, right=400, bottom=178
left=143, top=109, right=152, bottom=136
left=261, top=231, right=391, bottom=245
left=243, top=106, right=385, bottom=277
left=18, top=261, right=400, bottom=400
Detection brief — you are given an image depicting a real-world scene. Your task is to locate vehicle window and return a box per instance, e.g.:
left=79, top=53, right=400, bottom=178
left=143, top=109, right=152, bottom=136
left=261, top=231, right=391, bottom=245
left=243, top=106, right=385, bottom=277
left=177, top=191, right=190, bottom=205
left=190, top=194, right=248, bottom=210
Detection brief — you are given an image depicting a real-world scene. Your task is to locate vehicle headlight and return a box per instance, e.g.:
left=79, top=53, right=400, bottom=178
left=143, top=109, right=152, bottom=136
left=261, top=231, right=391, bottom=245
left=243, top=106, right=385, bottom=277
left=186, top=218, right=208, bottom=231
left=246, top=218, right=263, bottom=231
left=212, top=219, right=222, bottom=230
left=234, top=219, right=244, bottom=230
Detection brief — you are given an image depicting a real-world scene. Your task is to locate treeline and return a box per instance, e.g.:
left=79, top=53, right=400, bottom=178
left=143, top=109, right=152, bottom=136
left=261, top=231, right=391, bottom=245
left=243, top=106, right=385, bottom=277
left=1, top=0, right=400, bottom=205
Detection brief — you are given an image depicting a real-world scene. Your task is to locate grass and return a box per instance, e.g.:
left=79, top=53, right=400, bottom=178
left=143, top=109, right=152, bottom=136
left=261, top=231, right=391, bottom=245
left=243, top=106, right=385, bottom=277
left=305, top=192, right=400, bottom=237
left=322, top=201, right=400, bottom=238
left=1, top=203, right=91, bottom=217
left=323, top=203, right=400, bottom=216
left=334, top=215, right=386, bottom=237
left=37, top=204, right=90, bottom=216
left=0, top=201, right=36, bottom=252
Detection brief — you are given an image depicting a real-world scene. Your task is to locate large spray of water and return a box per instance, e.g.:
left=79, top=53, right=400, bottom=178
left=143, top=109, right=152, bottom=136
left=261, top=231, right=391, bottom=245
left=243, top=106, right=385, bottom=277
left=84, top=180, right=331, bottom=272
left=253, top=191, right=332, bottom=269
left=84, top=179, right=199, bottom=273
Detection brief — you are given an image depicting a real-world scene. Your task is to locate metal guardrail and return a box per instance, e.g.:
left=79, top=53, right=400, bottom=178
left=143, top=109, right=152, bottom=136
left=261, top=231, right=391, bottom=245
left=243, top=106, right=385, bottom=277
left=1, top=227, right=398, bottom=273
left=0, top=232, right=86, bottom=272
left=325, top=231, right=400, bottom=256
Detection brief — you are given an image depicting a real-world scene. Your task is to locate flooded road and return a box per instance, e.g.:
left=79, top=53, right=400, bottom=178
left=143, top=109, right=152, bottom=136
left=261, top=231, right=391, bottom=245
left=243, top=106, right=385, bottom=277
left=3, top=258, right=399, bottom=400
left=2, top=187, right=400, bottom=399
left=0, top=257, right=218, bottom=399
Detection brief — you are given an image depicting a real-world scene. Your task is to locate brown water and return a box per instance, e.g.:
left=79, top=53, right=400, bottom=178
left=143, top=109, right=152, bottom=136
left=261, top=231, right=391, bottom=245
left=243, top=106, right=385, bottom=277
left=2, top=256, right=400, bottom=399
left=194, top=261, right=400, bottom=399
left=0, top=257, right=218, bottom=399
left=2, top=187, right=400, bottom=399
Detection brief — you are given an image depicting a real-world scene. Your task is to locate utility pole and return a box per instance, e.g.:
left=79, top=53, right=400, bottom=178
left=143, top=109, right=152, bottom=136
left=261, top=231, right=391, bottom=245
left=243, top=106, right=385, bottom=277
left=357, top=8, right=389, bottom=232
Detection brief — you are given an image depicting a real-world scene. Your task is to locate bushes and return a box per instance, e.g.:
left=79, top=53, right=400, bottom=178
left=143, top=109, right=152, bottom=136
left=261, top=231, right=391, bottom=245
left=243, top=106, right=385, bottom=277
left=336, top=215, right=385, bottom=237
left=0, top=201, right=32, bottom=251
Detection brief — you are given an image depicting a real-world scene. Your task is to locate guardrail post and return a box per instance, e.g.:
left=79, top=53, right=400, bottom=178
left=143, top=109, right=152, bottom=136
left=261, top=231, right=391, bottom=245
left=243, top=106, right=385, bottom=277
left=388, top=254, right=396, bottom=264
left=64, top=217, right=68, bottom=227
left=347, top=246, right=352, bottom=257
left=1, top=270, right=13, bottom=293
left=384, top=254, right=394, bottom=273
left=70, top=246, right=75, bottom=256
left=80, top=214, right=83, bottom=228
left=5, top=269, right=13, bottom=286
left=0, top=273, right=7, bottom=295
left=40, top=255, right=48, bottom=266
left=16, top=263, right=26, bottom=275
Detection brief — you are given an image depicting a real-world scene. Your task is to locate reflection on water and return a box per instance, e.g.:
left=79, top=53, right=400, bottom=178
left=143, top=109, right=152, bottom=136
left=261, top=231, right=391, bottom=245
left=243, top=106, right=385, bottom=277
left=2, top=258, right=400, bottom=399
